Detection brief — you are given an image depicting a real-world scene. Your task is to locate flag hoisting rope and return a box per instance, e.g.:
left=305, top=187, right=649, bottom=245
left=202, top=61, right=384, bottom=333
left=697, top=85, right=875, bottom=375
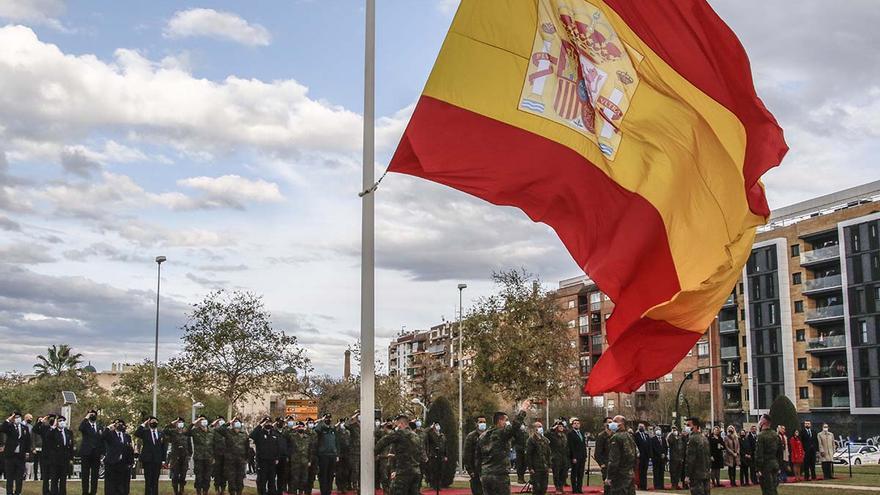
left=359, top=0, right=376, bottom=494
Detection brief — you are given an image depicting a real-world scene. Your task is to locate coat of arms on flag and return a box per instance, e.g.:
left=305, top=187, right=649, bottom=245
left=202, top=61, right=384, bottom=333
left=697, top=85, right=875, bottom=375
left=519, top=0, right=641, bottom=160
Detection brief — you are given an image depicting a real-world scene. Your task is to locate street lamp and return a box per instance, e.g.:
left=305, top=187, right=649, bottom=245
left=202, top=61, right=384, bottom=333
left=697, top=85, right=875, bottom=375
left=411, top=398, right=427, bottom=424
left=152, top=255, right=167, bottom=417
left=191, top=401, right=204, bottom=423
left=456, top=283, right=467, bottom=474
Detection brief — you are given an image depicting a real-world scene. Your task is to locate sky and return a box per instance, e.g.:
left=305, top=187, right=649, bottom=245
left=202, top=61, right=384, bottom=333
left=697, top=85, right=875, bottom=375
left=1, top=0, right=878, bottom=377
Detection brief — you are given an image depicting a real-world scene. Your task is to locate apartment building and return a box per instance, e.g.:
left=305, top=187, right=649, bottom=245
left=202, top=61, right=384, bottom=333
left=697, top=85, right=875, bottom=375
left=719, top=180, right=880, bottom=435
left=387, top=321, right=463, bottom=394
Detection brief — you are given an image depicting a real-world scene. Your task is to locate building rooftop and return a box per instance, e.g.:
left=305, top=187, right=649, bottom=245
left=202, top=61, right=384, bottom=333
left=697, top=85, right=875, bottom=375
left=762, top=180, right=880, bottom=232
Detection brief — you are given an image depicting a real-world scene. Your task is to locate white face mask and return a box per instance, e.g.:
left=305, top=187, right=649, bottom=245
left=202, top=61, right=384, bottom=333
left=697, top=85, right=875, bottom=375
left=14, top=417, right=22, bottom=425
left=477, top=423, right=487, bottom=431
left=683, top=426, right=692, bottom=434
left=307, top=422, right=315, bottom=429
left=217, top=420, right=226, bottom=427
left=505, top=420, right=511, bottom=427
left=59, top=421, right=67, bottom=428
left=375, top=420, right=381, bottom=427
left=177, top=422, right=185, bottom=429
left=339, top=424, right=345, bottom=430
left=415, top=421, right=422, bottom=428
left=656, top=430, right=662, bottom=437
left=537, top=427, right=544, bottom=435
left=200, top=420, right=208, bottom=427
left=287, top=421, right=294, bottom=428
left=608, top=422, right=619, bottom=432
left=233, top=421, right=242, bottom=429
left=823, top=427, right=829, bottom=432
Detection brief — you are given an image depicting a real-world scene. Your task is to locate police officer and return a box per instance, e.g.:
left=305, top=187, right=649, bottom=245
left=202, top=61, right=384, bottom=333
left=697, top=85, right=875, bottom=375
left=425, top=422, right=448, bottom=490
left=755, top=414, right=781, bottom=495
left=375, top=414, right=425, bottom=495
left=250, top=416, right=281, bottom=495
left=477, top=400, right=531, bottom=495
left=288, top=422, right=311, bottom=495
left=211, top=417, right=228, bottom=495
left=667, top=427, right=684, bottom=490
left=605, top=415, right=636, bottom=495
left=463, top=416, right=487, bottom=495
left=684, top=417, right=711, bottom=495
left=220, top=418, right=249, bottom=495
left=525, top=421, right=551, bottom=495
left=188, top=415, right=214, bottom=495
left=165, top=417, right=193, bottom=495
left=78, top=410, right=103, bottom=495
left=304, top=418, right=319, bottom=495
left=547, top=420, right=568, bottom=495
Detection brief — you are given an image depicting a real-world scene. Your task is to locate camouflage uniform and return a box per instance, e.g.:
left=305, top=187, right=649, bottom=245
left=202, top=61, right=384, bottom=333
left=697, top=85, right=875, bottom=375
left=667, top=432, right=685, bottom=488
left=188, top=424, right=214, bottom=495
left=336, top=424, right=352, bottom=493
left=305, top=426, right=319, bottom=494
left=424, top=428, right=448, bottom=490
left=606, top=430, right=636, bottom=495
left=755, top=429, right=781, bottom=495
left=594, top=429, right=610, bottom=493
left=348, top=420, right=361, bottom=492
left=514, top=426, right=528, bottom=483
left=547, top=428, right=569, bottom=493
left=526, top=432, right=552, bottom=495
left=463, top=428, right=484, bottom=495
left=375, top=428, right=424, bottom=495
left=211, top=425, right=228, bottom=494
left=288, top=430, right=311, bottom=495
left=477, top=411, right=527, bottom=495
left=164, top=425, right=193, bottom=495
left=685, top=432, right=711, bottom=495
left=376, top=426, right=394, bottom=494
left=221, top=425, right=250, bottom=495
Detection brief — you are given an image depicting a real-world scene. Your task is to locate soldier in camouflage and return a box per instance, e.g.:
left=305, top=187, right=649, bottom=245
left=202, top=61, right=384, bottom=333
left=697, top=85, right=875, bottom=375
left=526, top=421, right=552, bottom=495
left=336, top=419, right=352, bottom=493
left=220, top=418, right=250, bottom=495
left=305, top=418, right=319, bottom=495
left=211, top=417, right=228, bottom=495
left=376, top=420, right=395, bottom=494
left=605, top=415, right=636, bottom=495
left=375, top=414, right=425, bottom=495
left=164, top=417, right=194, bottom=495
left=684, top=417, right=711, bottom=495
left=667, top=426, right=684, bottom=490
left=463, top=416, right=487, bottom=495
left=348, top=412, right=361, bottom=493
left=514, top=422, right=528, bottom=484
left=593, top=417, right=612, bottom=495
left=547, top=420, right=569, bottom=495
left=288, top=422, right=311, bottom=495
left=477, top=400, right=531, bottom=495
left=755, top=415, right=781, bottom=495
left=188, top=415, right=214, bottom=495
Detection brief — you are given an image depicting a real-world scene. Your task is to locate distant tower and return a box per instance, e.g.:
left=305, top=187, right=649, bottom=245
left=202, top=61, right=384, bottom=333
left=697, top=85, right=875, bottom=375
left=344, top=349, right=351, bottom=380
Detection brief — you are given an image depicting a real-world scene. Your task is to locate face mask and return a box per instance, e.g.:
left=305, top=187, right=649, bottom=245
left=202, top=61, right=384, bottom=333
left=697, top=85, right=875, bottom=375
left=434, top=425, right=441, bottom=432
left=339, top=424, right=345, bottom=430
left=608, top=422, right=619, bottom=432
left=287, top=421, right=295, bottom=428
left=59, top=421, right=67, bottom=428
left=656, top=430, right=662, bottom=437
left=375, top=420, right=381, bottom=427
left=308, top=422, right=315, bottom=429
left=177, top=422, right=185, bottom=429
left=233, top=421, right=242, bottom=429
left=823, top=427, right=829, bottom=432
left=150, top=422, right=158, bottom=429
left=13, top=417, right=22, bottom=425
left=537, top=427, right=544, bottom=435
left=324, top=419, right=331, bottom=425
left=117, top=425, right=127, bottom=432
left=505, top=420, right=511, bottom=427
left=217, top=420, right=226, bottom=427
left=683, top=426, right=692, bottom=434
left=415, top=421, right=422, bottom=428
left=200, top=420, right=208, bottom=427
left=638, top=426, right=645, bottom=432
left=89, top=414, right=97, bottom=421
left=477, top=423, right=487, bottom=431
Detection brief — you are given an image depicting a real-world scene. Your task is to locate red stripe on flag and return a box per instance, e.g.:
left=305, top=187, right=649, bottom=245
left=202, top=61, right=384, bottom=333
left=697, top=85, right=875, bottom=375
left=389, top=96, right=689, bottom=393
left=603, top=0, right=788, bottom=217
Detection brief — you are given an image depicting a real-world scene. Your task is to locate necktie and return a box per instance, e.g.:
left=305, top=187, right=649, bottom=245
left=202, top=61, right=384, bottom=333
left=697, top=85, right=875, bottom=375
left=153, top=430, right=158, bottom=444
left=93, top=422, right=97, bottom=433
left=17, top=425, right=21, bottom=438
left=119, top=432, right=123, bottom=443
left=62, top=429, right=66, bottom=445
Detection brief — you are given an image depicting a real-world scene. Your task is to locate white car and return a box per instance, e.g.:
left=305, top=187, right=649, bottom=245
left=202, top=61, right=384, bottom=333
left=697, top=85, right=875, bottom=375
left=832, top=444, right=880, bottom=465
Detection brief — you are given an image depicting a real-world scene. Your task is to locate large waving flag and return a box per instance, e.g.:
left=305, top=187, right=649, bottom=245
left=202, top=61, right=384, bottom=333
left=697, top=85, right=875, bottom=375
left=389, top=0, right=787, bottom=393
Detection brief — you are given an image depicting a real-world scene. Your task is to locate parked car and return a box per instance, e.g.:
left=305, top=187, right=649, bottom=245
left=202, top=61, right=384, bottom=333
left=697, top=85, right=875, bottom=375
left=833, top=444, right=880, bottom=465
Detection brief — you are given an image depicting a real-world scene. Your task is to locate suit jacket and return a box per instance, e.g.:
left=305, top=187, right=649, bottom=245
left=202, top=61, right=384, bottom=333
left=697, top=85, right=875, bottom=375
left=33, top=422, right=56, bottom=459
left=650, top=435, right=668, bottom=461
left=567, top=429, right=587, bottom=462
left=634, top=430, right=651, bottom=461
left=799, top=428, right=818, bottom=454
left=134, top=425, right=166, bottom=464
left=45, top=428, right=75, bottom=465
left=0, top=421, right=32, bottom=459
left=102, top=429, right=134, bottom=466
left=78, top=419, right=104, bottom=457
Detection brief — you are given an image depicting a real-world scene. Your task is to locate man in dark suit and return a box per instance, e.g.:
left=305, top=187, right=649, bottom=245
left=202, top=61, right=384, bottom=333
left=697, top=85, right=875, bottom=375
left=1, top=412, right=33, bottom=495
left=103, top=420, right=134, bottom=495
left=33, top=415, right=58, bottom=495
left=46, top=416, right=75, bottom=495
left=800, top=420, right=818, bottom=481
left=566, top=417, right=587, bottom=493
left=634, top=423, right=651, bottom=490
left=649, top=427, right=668, bottom=490
left=134, top=417, right=165, bottom=495
left=78, top=410, right=103, bottom=495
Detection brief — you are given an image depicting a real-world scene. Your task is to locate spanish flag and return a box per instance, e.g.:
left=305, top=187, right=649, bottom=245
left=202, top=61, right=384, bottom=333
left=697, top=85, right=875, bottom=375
left=389, top=0, right=787, bottom=394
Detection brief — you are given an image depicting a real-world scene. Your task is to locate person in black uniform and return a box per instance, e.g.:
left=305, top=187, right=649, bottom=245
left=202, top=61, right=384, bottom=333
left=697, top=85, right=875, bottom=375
left=134, top=417, right=166, bottom=495
left=103, top=420, right=134, bottom=495
left=633, top=423, right=651, bottom=491
left=46, top=416, right=75, bottom=495
left=33, top=415, right=58, bottom=495
left=250, top=417, right=281, bottom=495
left=1, top=412, right=32, bottom=495
left=79, top=410, right=104, bottom=495
left=566, top=418, right=588, bottom=494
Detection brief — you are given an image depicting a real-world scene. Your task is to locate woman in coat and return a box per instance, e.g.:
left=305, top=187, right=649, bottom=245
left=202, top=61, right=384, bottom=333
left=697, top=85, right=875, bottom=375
left=709, top=426, right=725, bottom=487
left=790, top=430, right=805, bottom=482
left=723, top=426, right=740, bottom=487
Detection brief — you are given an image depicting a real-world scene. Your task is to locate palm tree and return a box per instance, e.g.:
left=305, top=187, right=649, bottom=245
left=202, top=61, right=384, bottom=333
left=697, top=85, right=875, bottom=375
left=33, top=344, right=84, bottom=377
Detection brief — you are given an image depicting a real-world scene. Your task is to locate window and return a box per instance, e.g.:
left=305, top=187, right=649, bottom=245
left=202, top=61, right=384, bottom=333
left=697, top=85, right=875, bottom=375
left=697, top=341, right=709, bottom=357
left=699, top=372, right=710, bottom=384
left=664, top=373, right=673, bottom=382
left=742, top=335, right=747, bottom=347
left=798, top=358, right=807, bottom=370
left=568, top=320, right=576, bottom=329
left=589, top=292, right=601, bottom=304
left=607, top=399, right=615, bottom=410
left=739, top=282, right=744, bottom=295
left=860, top=320, right=869, bottom=345
left=792, top=272, right=802, bottom=285
left=743, top=362, right=749, bottom=374
left=740, top=309, right=746, bottom=320
left=769, top=302, right=777, bottom=325
left=791, top=244, right=800, bottom=257
left=794, top=300, right=804, bottom=313
left=796, top=329, right=805, bottom=342
left=567, top=300, right=575, bottom=309
left=799, top=387, right=809, bottom=399
left=852, top=230, right=861, bottom=252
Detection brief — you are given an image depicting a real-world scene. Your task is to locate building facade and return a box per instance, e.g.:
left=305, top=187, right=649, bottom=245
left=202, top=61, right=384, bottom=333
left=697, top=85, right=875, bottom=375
left=719, top=180, right=880, bottom=435
left=388, top=321, right=464, bottom=394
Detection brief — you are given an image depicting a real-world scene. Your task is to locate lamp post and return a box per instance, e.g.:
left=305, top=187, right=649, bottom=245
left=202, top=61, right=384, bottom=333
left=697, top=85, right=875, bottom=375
left=411, top=398, right=427, bottom=424
left=457, top=283, right=467, bottom=474
left=191, top=401, right=204, bottom=423
left=152, top=255, right=166, bottom=417
left=673, top=364, right=723, bottom=429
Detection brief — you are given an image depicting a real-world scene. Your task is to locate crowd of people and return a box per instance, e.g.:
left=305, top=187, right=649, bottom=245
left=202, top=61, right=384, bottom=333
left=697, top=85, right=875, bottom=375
left=0, top=404, right=847, bottom=495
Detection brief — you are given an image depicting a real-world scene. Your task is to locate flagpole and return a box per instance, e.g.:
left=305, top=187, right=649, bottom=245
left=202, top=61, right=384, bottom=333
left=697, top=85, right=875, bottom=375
left=359, top=0, right=376, bottom=494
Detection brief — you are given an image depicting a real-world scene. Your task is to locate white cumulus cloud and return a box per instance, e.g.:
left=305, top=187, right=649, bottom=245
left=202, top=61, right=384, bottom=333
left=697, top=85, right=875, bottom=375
left=0, top=0, right=67, bottom=30
left=164, top=8, right=271, bottom=47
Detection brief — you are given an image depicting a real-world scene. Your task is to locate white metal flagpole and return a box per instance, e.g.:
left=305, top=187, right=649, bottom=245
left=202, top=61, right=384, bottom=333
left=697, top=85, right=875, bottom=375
left=359, top=0, right=376, bottom=494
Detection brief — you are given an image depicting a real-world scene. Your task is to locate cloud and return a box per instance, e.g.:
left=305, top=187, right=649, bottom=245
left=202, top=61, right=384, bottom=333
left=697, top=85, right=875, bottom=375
left=164, top=8, right=271, bottom=47
left=176, top=174, right=284, bottom=209
left=185, top=272, right=227, bottom=288
left=62, top=242, right=142, bottom=262
left=436, top=0, right=459, bottom=14
left=0, top=242, right=56, bottom=264
left=0, top=214, right=21, bottom=231
left=0, top=0, right=68, bottom=31
left=59, top=147, right=101, bottom=177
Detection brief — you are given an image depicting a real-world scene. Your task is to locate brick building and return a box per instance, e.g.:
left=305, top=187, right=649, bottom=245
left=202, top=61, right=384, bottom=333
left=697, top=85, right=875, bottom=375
left=387, top=321, right=466, bottom=394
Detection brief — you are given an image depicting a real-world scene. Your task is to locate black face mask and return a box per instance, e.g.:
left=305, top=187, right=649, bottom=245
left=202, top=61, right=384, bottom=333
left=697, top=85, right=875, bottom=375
left=149, top=422, right=158, bottom=428
left=89, top=415, right=97, bottom=421
left=117, top=426, right=126, bottom=433
left=324, top=419, right=331, bottom=425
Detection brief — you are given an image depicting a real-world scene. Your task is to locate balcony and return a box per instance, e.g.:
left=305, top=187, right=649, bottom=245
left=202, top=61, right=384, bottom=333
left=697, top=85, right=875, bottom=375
left=724, top=401, right=743, bottom=411
left=590, top=302, right=602, bottom=311
left=723, top=294, right=736, bottom=307
left=722, top=374, right=742, bottom=387
left=810, top=396, right=850, bottom=411
left=800, top=245, right=840, bottom=266
left=720, top=346, right=740, bottom=360
left=805, top=305, right=844, bottom=323
left=807, top=334, right=846, bottom=353
left=579, top=325, right=590, bottom=335
left=719, top=319, right=738, bottom=334
left=808, top=367, right=848, bottom=383
left=803, top=275, right=843, bottom=295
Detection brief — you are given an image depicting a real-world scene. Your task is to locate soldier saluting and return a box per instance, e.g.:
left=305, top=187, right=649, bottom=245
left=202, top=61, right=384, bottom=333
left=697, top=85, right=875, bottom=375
left=477, top=400, right=532, bottom=495
left=374, top=414, right=425, bottom=495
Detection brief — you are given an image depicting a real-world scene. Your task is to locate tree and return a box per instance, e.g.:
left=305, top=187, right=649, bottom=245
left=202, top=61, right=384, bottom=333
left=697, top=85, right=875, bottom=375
left=463, top=269, right=578, bottom=401
left=426, top=396, right=458, bottom=488
left=0, top=372, right=111, bottom=427
left=308, top=375, right=360, bottom=417
left=33, top=344, right=83, bottom=377
left=769, top=395, right=799, bottom=435
left=170, top=290, right=311, bottom=417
